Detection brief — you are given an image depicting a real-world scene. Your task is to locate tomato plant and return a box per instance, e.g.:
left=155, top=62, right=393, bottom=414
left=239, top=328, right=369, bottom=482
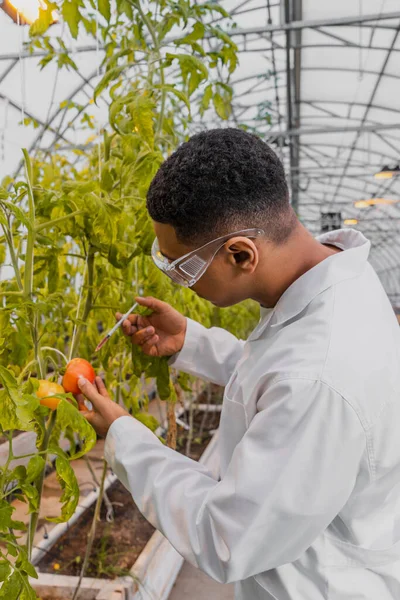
left=0, top=0, right=261, bottom=596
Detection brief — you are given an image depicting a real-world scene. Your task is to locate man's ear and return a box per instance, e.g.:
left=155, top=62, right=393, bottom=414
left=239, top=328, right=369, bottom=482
left=225, top=237, right=259, bottom=272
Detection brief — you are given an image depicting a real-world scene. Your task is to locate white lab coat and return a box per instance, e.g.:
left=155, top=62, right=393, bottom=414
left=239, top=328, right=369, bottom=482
left=105, top=229, right=400, bottom=599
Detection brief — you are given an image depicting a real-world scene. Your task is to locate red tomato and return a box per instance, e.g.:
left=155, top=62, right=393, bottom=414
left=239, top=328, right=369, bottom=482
left=63, top=358, right=96, bottom=395
left=37, top=380, right=65, bottom=411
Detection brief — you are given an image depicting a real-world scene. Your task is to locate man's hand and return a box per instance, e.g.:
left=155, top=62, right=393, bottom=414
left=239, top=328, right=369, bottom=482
left=77, top=376, right=131, bottom=437
left=116, top=296, right=187, bottom=357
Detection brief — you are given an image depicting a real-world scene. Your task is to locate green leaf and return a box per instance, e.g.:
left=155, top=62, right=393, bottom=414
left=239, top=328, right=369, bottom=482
left=94, top=65, right=126, bottom=105
left=26, top=455, right=45, bottom=484
left=0, top=500, right=25, bottom=532
left=100, top=164, right=114, bottom=192
left=155, top=84, right=190, bottom=113
left=0, top=571, right=22, bottom=599
left=98, top=0, right=111, bottom=21
left=20, top=484, right=39, bottom=513
left=0, top=561, right=11, bottom=582
left=115, top=0, right=132, bottom=19
left=47, top=456, right=79, bottom=522
left=164, top=54, right=208, bottom=95
left=201, top=2, right=230, bottom=18
left=175, top=22, right=205, bottom=45
left=129, top=94, right=155, bottom=149
left=62, top=0, right=81, bottom=39
left=135, top=412, right=159, bottom=432
left=0, top=200, right=31, bottom=230
left=200, top=84, right=213, bottom=115
left=0, top=500, right=14, bottom=532
left=213, top=91, right=231, bottom=120
left=29, top=3, right=55, bottom=36
left=0, top=369, right=38, bottom=432
left=53, top=399, right=96, bottom=460
left=16, top=547, right=38, bottom=579
left=155, top=358, right=171, bottom=401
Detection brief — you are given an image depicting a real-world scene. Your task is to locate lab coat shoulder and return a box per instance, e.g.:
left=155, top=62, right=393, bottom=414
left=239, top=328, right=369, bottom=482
left=168, top=317, right=245, bottom=386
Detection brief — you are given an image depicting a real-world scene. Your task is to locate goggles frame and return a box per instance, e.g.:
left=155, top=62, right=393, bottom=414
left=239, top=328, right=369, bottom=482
left=151, top=228, right=265, bottom=287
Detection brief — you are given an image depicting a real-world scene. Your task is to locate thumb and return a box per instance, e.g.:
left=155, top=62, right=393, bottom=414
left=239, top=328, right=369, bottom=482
left=77, top=377, right=109, bottom=412
left=135, top=296, right=168, bottom=313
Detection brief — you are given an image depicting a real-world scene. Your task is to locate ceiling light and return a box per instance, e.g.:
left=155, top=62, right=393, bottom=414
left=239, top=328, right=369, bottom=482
left=354, top=198, right=398, bottom=208
left=374, top=165, right=400, bottom=179
left=344, top=219, right=358, bottom=225
left=0, top=0, right=47, bottom=24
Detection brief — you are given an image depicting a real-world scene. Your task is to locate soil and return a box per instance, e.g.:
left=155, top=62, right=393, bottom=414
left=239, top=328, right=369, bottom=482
left=38, top=479, right=155, bottom=579
left=38, top=407, right=221, bottom=580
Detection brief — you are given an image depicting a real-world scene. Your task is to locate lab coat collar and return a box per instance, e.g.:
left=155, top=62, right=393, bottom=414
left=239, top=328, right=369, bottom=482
left=248, top=229, right=371, bottom=341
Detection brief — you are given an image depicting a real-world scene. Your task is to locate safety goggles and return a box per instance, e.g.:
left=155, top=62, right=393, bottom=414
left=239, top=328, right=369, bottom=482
left=151, top=228, right=265, bottom=287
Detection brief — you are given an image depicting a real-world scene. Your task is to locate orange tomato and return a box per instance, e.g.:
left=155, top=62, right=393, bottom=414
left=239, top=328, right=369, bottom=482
left=37, top=380, right=65, bottom=411
left=62, top=358, right=96, bottom=395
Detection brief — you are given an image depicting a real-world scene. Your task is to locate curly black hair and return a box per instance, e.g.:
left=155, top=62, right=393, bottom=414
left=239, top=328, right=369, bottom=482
left=146, top=128, right=296, bottom=245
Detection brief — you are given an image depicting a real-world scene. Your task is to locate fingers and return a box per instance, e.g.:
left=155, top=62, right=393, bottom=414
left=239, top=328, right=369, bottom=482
left=142, top=336, right=160, bottom=356
left=115, top=312, right=138, bottom=336
left=115, top=313, right=149, bottom=338
left=135, top=296, right=168, bottom=313
left=75, top=393, right=89, bottom=411
left=77, top=377, right=111, bottom=412
left=95, top=376, right=110, bottom=398
left=132, top=326, right=156, bottom=346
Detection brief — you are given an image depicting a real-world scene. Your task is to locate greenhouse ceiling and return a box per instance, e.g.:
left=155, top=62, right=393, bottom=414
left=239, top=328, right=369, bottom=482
left=1, top=0, right=400, bottom=305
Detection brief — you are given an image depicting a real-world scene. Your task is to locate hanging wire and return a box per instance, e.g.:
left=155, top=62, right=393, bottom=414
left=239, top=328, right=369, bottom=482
left=0, top=98, right=9, bottom=163
left=17, top=11, right=26, bottom=125
left=358, top=0, right=363, bottom=81
left=69, top=256, right=88, bottom=362
left=69, top=1, right=102, bottom=363
left=96, top=2, right=101, bottom=182
left=266, top=0, right=283, bottom=162
left=37, top=22, right=66, bottom=159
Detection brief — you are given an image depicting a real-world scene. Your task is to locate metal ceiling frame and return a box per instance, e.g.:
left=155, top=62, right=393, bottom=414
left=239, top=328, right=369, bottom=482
left=1, top=1, right=400, bottom=302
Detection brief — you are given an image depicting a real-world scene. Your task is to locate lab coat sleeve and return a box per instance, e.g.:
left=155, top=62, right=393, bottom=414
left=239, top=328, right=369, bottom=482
left=104, top=377, right=366, bottom=584
left=168, top=317, right=245, bottom=386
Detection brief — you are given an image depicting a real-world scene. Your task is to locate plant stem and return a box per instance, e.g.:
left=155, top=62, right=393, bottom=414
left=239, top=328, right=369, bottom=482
left=0, top=433, right=14, bottom=494
left=22, top=150, right=35, bottom=300
left=41, top=346, right=69, bottom=365
left=198, top=383, right=211, bottom=441
left=1, top=223, right=23, bottom=291
left=72, top=459, right=108, bottom=600
left=70, top=247, right=95, bottom=359
left=27, top=410, right=57, bottom=559
left=84, top=456, right=114, bottom=522
left=185, top=395, right=195, bottom=457
left=166, top=400, right=177, bottom=449
left=17, top=359, right=38, bottom=383
left=35, top=210, right=84, bottom=233
left=134, top=1, right=167, bottom=136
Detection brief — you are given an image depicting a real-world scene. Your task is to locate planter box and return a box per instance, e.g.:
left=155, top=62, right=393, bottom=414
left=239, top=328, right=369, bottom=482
left=31, top=430, right=221, bottom=600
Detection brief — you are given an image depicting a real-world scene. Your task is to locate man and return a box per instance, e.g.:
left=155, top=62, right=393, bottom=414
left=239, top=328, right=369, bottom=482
left=78, top=129, right=400, bottom=599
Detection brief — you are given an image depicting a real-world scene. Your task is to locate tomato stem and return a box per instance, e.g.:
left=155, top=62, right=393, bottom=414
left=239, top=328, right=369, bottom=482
left=71, top=459, right=108, bottom=600
left=41, top=346, right=69, bottom=366
left=27, top=410, right=57, bottom=559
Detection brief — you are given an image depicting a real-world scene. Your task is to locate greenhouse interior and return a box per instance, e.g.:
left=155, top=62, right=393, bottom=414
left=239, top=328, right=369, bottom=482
left=1, top=1, right=400, bottom=599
